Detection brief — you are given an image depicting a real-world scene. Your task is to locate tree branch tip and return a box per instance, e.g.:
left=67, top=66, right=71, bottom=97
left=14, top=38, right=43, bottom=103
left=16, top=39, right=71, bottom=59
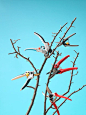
left=52, top=32, right=56, bottom=34
left=70, top=61, right=73, bottom=63
left=53, top=56, right=56, bottom=58
left=59, top=37, right=61, bottom=39
left=74, top=50, right=78, bottom=54
left=17, top=46, right=21, bottom=48
left=27, top=57, right=30, bottom=60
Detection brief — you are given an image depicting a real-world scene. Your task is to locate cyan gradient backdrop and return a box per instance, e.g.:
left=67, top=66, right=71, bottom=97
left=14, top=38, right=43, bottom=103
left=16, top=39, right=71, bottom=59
left=0, top=0, right=86, bottom=115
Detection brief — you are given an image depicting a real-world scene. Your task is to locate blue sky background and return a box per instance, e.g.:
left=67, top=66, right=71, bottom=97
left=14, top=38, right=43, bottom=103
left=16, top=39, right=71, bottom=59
left=0, top=0, right=86, bottom=115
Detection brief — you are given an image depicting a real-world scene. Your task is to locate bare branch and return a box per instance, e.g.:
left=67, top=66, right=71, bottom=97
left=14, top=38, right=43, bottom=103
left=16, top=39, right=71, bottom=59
left=47, top=17, right=77, bottom=58
left=44, top=51, right=61, bottom=115
left=26, top=75, right=40, bottom=115
left=50, top=22, right=68, bottom=47
left=53, top=84, right=86, bottom=115
left=61, top=50, right=79, bottom=95
left=39, top=58, right=47, bottom=74
left=8, top=52, right=17, bottom=55
left=63, top=33, right=76, bottom=42
left=74, top=50, right=78, bottom=54
left=10, top=39, right=41, bottom=115
left=46, top=50, right=79, bottom=114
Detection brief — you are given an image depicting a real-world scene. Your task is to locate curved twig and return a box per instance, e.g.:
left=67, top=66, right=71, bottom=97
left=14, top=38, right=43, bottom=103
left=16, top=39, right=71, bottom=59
left=27, top=86, right=35, bottom=90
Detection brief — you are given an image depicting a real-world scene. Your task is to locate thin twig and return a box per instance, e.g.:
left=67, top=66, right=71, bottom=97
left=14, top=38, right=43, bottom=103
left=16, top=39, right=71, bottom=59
left=73, top=71, right=78, bottom=76
left=62, top=33, right=76, bottom=42
left=27, top=86, right=35, bottom=90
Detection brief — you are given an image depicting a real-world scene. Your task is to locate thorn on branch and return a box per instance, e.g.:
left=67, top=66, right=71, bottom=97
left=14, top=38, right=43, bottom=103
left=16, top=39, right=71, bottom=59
left=72, top=26, right=75, bottom=28
left=14, top=54, right=18, bottom=58
left=17, top=46, right=21, bottom=53
left=70, top=61, right=73, bottom=64
left=59, top=37, right=61, bottom=39
left=73, top=71, right=78, bottom=76
left=52, top=32, right=56, bottom=34
left=73, top=57, right=76, bottom=59
left=53, top=56, right=56, bottom=58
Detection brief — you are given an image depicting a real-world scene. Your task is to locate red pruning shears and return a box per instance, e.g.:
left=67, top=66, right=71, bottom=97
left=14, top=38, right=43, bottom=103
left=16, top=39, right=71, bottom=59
left=42, top=86, right=72, bottom=115
left=47, top=55, right=78, bottom=78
